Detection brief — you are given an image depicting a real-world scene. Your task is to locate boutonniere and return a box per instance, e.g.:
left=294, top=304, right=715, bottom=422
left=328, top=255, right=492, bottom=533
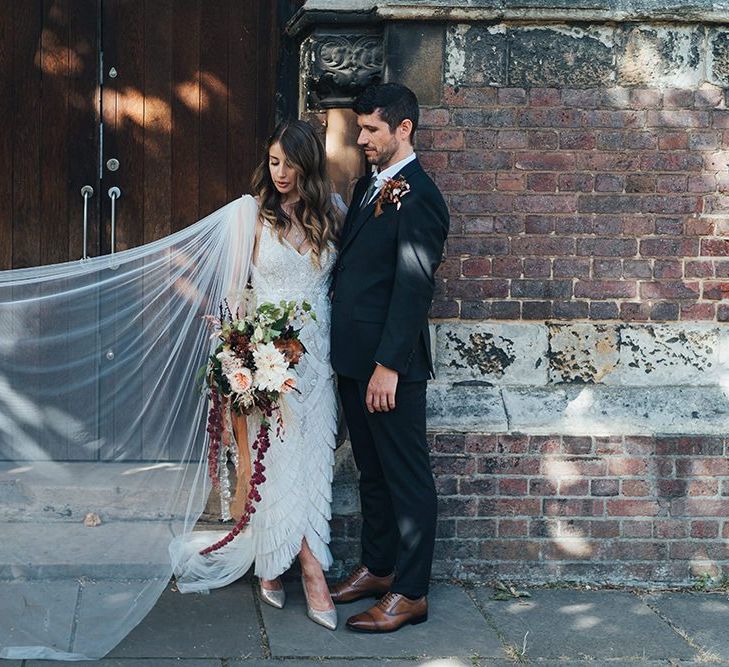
left=374, top=176, right=411, bottom=217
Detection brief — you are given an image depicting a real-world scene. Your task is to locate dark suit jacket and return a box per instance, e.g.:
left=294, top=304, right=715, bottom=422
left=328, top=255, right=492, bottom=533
left=330, top=157, right=450, bottom=382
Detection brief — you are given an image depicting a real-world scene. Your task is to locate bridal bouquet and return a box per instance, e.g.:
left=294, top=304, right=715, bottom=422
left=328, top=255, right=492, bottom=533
left=200, top=297, right=314, bottom=555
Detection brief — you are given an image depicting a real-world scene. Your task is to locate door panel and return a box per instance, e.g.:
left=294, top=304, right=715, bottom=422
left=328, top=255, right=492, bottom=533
left=0, top=0, right=100, bottom=270
left=1, top=0, right=282, bottom=462
left=102, top=0, right=279, bottom=250
left=11, top=0, right=43, bottom=270
left=98, top=0, right=280, bottom=460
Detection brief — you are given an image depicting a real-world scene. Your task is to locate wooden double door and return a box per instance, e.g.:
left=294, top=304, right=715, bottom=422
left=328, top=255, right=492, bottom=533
left=0, top=0, right=283, bottom=270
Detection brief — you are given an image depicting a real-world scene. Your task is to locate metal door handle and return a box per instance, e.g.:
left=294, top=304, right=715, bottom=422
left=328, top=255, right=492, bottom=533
left=108, top=187, right=121, bottom=255
left=80, top=185, right=94, bottom=260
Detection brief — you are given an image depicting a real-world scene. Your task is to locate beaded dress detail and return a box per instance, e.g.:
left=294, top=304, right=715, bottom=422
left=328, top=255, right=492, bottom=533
left=170, top=195, right=342, bottom=592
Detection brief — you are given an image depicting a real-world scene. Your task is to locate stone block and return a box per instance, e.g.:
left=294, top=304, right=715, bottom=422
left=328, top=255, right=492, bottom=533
left=617, top=25, right=704, bottom=87
left=427, top=383, right=508, bottom=431
left=548, top=323, right=620, bottom=384
left=509, top=25, right=615, bottom=87
left=0, top=462, right=196, bottom=523
left=435, top=322, right=548, bottom=385
left=385, top=23, right=444, bottom=105
left=613, top=324, right=721, bottom=386
left=0, top=522, right=173, bottom=579
left=503, top=385, right=729, bottom=435
left=709, top=28, right=729, bottom=86
left=445, top=24, right=507, bottom=86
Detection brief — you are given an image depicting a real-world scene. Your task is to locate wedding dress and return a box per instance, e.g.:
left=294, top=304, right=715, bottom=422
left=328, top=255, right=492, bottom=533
left=169, top=194, right=341, bottom=590
left=0, top=194, right=341, bottom=660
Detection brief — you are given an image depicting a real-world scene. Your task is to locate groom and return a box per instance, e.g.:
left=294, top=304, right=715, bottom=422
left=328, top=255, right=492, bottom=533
left=330, top=83, right=450, bottom=632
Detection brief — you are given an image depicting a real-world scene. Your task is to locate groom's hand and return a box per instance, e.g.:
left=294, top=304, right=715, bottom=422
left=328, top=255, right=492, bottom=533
left=366, top=364, right=399, bottom=413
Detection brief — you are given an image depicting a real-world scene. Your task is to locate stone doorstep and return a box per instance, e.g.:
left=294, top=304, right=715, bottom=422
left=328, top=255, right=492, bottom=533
left=0, top=522, right=175, bottom=579
left=0, top=461, right=197, bottom=521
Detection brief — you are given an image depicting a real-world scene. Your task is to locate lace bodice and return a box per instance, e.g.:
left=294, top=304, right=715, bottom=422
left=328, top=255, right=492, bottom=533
left=250, top=224, right=337, bottom=322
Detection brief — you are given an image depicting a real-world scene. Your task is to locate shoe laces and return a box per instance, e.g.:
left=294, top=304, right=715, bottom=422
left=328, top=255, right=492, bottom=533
left=376, top=592, right=398, bottom=609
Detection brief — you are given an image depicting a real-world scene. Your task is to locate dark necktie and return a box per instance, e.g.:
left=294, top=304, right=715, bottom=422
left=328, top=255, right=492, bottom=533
left=361, top=173, right=378, bottom=208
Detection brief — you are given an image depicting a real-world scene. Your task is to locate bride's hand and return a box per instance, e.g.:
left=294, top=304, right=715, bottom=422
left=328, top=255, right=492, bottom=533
left=366, top=364, right=398, bottom=413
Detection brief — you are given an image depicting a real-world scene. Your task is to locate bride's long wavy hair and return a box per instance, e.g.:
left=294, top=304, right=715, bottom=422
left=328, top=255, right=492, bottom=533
left=251, top=120, right=341, bottom=267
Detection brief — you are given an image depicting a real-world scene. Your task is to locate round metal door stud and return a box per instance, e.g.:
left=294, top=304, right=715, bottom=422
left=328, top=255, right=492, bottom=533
left=106, top=158, right=120, bottom=172
left=109, top=67, right=118, bottom=78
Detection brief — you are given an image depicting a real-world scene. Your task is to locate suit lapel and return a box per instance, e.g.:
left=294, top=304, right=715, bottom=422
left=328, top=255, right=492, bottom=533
left=339, top=197, right=377, bottom=255
left=340, top=177, right=368, bottom=248
left=339, top=157, right=424, bottom=256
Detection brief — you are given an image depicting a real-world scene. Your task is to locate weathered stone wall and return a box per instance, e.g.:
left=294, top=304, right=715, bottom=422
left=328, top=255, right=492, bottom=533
left=294, top=1, right=729, bottom=588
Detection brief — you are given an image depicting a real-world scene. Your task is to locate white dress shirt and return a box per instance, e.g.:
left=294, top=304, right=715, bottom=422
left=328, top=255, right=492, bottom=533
left=363, top=152, right=417, bottom=206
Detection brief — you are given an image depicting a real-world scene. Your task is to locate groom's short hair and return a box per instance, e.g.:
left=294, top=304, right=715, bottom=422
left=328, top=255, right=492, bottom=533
left=353, top=83, right=419, bottom=142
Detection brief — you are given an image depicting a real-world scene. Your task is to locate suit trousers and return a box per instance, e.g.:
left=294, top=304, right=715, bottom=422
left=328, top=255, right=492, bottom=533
left=337, top=375, right=437, bottom=599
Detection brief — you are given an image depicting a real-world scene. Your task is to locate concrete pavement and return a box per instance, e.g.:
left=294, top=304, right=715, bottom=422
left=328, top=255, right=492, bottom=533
left=3, top=580, right=729, bottom=666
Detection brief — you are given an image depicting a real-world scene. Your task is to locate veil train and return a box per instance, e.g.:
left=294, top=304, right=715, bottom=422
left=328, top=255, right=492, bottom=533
left=0, top=196, right=256, bottom=660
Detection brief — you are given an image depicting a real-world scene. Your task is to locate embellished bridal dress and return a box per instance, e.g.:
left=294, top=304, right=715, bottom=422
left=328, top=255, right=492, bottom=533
left=0, top=194, right=347, bottom=660
left=170, top=194, right=341, bottom=591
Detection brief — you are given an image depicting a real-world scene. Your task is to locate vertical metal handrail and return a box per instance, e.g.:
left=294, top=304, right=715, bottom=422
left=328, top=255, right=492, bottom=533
left=108, top=187, right=121, bottom=255
left=80, top=185, right=94, bottom=260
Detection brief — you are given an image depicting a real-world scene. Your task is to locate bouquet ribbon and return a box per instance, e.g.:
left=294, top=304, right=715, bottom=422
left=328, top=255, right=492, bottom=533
left=229, top=411, right=252, bottom=521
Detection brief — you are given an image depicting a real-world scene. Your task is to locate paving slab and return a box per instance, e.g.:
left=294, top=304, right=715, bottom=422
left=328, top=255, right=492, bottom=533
left=108, top=580, right=262, bottom=659
left=645, top=592, right=729, bottom=661
left=512, top=664, right=666, bottom=666
left=0, top=580, right=80, bottom=660
left=230, top=660, right=480, bottom=667
left=262, top=583, right=503, bottom=659
left=473, top=588, right=696, bottom=661
left=0, top=661, right=22, bottom=666
left=28, top=661, right=220, bottom=667
left=71, top=579, right=169, bottom=659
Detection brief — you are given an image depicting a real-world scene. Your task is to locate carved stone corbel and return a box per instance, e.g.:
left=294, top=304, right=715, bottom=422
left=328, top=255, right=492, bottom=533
left=302, top=29, right=384, bottom=110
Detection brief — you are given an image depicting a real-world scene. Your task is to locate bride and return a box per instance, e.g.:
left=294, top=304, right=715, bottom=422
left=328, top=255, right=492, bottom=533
left=170, top=120, right=345, bottom=630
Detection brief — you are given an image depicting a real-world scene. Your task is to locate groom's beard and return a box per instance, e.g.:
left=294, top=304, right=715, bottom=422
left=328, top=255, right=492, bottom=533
left=365, top=136, right=399, bottom=167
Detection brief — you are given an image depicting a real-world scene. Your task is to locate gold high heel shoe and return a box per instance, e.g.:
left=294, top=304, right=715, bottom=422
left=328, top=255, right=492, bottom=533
left=302, top=576, right=337, bottom=630
left=259, top=578, right=285, bottom=609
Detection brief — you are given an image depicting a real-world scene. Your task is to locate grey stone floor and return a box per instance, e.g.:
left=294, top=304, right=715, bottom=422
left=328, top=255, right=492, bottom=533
left=3, top=581, right=729, bottom=665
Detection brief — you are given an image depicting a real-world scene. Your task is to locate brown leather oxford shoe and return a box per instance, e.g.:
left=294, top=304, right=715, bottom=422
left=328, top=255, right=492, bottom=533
left=330, top=564, right=394, bottom=604
left=346, top=592, right=428, bottom=633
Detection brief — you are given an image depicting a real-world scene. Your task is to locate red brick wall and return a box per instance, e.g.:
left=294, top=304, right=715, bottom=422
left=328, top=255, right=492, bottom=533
left=420, top=86, right=729, bottom=323
left=332, top=433, right=729, bottom=585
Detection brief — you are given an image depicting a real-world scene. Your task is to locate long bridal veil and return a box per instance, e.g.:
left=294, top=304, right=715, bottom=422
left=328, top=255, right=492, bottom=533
left=0, top=195, right=256, bottom=660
